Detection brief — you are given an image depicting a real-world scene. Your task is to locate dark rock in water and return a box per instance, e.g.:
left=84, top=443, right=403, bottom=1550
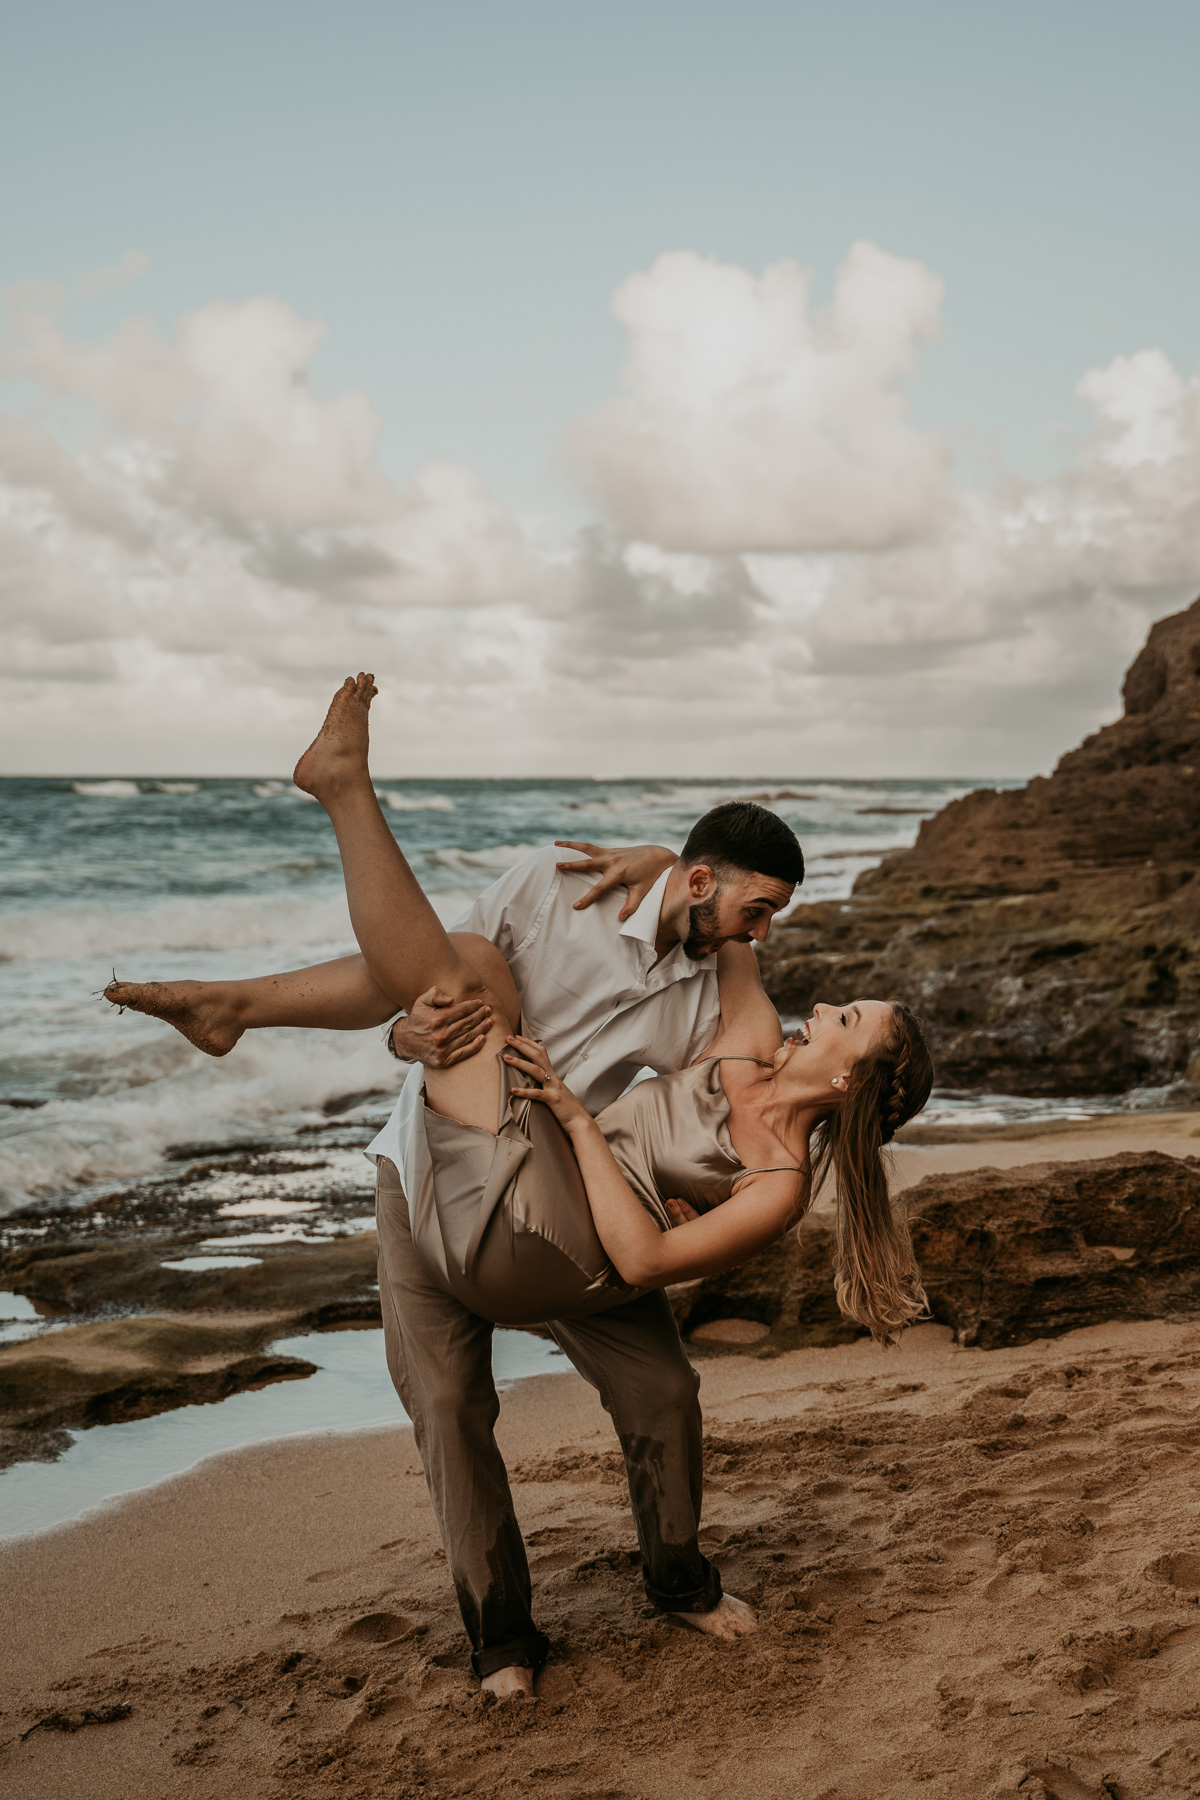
left=3, top=1231, right=381, bottom=1322
left=321, top=1088, right=392, bottom=1117
left=671, top=1152, right=1200, bottom=1354
left=759, top=595, right=1200, bottom=1094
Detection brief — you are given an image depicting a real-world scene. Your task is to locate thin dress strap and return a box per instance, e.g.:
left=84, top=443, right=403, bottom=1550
left=695, top=1053, right=775, bottom=1066
left=731, top=1164, right=804, bottom=1186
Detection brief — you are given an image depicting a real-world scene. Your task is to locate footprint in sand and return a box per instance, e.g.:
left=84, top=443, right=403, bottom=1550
left=1146, top=1551, right=1200, bottom=1591
left=337, top=1611, right=419, bottom=1645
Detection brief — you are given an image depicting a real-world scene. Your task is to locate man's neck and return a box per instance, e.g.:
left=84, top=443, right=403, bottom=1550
left=651, top=866, right=688, bottom=966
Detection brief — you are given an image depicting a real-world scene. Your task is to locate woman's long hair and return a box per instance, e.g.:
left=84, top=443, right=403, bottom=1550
left=808, top=1001, right=934, bottom=1347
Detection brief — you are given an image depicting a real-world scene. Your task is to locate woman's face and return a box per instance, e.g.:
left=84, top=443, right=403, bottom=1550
left=771, top=999, right=894, bottom=1101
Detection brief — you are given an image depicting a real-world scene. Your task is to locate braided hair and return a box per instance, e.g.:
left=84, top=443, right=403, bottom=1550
left=807, top=1001, right=933, bottom=1346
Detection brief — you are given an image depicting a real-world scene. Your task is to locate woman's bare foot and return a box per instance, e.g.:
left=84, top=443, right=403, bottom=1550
left=480, top=1664, right=535, bottom=1702
left=669, top=1593, right=757, bottom=1641
left=103, top=979, right=243, bottom=1057
left=292, top=673, right=377, bottom=803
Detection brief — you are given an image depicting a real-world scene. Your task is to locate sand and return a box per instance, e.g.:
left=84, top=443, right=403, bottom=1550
left=4, top=1121, right=1200, bottom=1799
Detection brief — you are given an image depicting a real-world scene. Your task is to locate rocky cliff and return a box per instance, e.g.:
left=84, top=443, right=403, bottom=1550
left=760, top=597, right=1200, bottom=1094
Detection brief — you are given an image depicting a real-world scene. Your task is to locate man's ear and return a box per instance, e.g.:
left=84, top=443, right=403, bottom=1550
left=686, top=862, right=717, bottom=899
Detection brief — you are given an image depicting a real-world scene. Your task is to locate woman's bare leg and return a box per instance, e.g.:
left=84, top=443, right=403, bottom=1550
left=293, top=675, right=517, bottom=1132
left=104, top=955, right=397, bottom=1057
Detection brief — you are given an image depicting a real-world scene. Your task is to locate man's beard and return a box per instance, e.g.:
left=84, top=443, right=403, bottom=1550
left=683, top=893, right=723, bottom=960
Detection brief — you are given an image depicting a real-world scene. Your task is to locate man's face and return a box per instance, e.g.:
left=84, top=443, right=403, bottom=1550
left=681, top=866, right=795, bottom=959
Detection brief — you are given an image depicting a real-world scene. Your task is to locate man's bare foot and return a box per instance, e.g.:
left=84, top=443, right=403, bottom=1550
left=292, top=673, right=377, bottom=803
left=480, top=1664, right=535, bottom=1702
left=103, top=979, right=243, bottom=1057
left=669, top=1593, right=757, bottom=1641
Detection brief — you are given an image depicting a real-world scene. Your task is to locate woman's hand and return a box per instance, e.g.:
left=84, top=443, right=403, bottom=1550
left=664, top=1196, right=700, bottom=1228
left=504, top=1035, right=591, bottom=1131
left=554, top=841, right=677, bottom=921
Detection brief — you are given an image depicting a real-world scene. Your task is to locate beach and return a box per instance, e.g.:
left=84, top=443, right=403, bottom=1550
left=5, top=1116, right=1200, bottom=1798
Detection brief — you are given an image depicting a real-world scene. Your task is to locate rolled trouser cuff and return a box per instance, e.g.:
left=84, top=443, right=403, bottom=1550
left=643, top=1553, right=723, bottom=1615
left=472, top=1628, right=552, bottom=1680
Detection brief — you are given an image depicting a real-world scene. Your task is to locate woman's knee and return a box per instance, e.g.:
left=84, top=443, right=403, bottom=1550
left=449, top=933, right=521, bottom=1030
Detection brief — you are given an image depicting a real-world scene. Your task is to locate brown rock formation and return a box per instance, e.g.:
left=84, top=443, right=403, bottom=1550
left=670, top=1151, right=1200, bottom=1353
left=761, top=596, right=1200, bottom=1093
left=0, top=1316, right=317, bottom=1469
left=3, top=1230, right=381, bottom=1324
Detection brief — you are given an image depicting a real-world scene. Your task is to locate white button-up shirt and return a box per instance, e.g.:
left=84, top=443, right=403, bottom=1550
left=365, top=844, right=721, bottom=1168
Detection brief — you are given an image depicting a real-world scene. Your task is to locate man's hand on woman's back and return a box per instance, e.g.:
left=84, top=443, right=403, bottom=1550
left=554, top=842, right=677, bottom=921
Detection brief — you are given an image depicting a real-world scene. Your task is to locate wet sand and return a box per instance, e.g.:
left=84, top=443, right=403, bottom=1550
left=4, top=1119, right=1200, bottom=1798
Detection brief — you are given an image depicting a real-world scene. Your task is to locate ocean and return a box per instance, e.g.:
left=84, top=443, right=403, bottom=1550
left=0, top=772, right=992, bottom=1217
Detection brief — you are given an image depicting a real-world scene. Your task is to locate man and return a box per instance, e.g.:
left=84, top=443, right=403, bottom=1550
left=368, top=801, right=804, bottom=1695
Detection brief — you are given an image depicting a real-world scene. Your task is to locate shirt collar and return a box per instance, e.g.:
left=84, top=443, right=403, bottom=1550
left=618, top=866, right=672, bottom=949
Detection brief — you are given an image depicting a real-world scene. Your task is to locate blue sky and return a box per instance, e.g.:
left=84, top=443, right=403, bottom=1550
left=3, top=1, right=1199, bottom=775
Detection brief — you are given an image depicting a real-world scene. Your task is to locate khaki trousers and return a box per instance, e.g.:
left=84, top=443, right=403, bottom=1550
left=375, top=1156, right=721, bottom=1677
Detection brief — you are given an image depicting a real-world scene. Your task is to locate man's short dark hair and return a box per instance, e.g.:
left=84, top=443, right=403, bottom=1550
left=680, top=801, right=804, bottom=888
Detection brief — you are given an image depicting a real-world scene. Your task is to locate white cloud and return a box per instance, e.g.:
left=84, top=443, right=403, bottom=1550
left=2, top=253, right=1200, bottom=779
left=572, top=241, right=948, bottom=554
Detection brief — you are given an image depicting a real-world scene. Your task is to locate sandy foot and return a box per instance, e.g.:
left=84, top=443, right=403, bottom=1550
left=292, top=673, right=377, bottom=801
left=480, top=1665, right=535, bottom=1702
left=103, top=979, right=242, bottom=1057
left=670, top=1593, right=757, bottom=1640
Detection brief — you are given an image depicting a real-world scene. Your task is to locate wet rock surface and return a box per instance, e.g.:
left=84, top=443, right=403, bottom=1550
left=0, top=1125, right=383, bottom=1468
left=1, top=1316, right=317, bottom=1438
left=760, top=595, right=1200, bottom=1094
left=671, top=1151, right=1200, bottom=1355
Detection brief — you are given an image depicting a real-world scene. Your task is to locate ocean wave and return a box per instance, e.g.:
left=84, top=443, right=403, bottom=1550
left=0, top=893, right=358, bottom=962
left=71, top=780, right=142, bottom=798
left=376, top=791, right=456, bottom=813
left=429, top=843, right=542, bottom=873
left=153, top=781, right=200, bottom=795
left=0, top=877, right=489, bottom=965
left=0, top=1028, right=395, bottom=1213
left=251, top=781, right=318, bottom=801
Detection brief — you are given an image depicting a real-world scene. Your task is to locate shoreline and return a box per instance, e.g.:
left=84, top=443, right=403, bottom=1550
left=5, top=1315, right=1200, bottom=1797
left=5, top=1108, right=1200, bottom=1491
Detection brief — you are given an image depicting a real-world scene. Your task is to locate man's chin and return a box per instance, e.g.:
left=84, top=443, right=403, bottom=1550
left=684, top=938, right=721, bottom=960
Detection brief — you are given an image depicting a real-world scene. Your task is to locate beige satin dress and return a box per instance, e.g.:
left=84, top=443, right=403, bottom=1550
left=408, top=1054, right=797, bottom=1325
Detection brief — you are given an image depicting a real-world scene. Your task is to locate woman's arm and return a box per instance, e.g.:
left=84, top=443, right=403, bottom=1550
left=505, top=1035, right=800, bottom=1287
left=567, top=1118, right=800, bottom=1284
left=692, top=942, right=785, bottom=1065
